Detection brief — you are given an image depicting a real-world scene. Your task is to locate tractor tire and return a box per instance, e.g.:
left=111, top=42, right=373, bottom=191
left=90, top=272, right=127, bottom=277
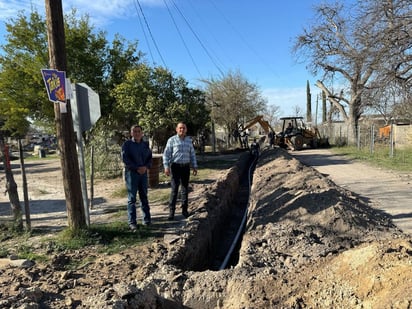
left=291, top=135, right=304, bottom=150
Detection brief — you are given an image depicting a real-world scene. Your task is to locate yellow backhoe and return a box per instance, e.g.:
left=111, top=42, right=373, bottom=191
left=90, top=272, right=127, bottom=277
left=276, top=116, right=329, bottom=151
left=240, top=115, right=275, bottom=135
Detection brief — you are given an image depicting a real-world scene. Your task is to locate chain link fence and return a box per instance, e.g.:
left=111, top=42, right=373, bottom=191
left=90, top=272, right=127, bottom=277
left=320, top=121, right=412, bottom=166
left=85, top=142, right=123, bottom=179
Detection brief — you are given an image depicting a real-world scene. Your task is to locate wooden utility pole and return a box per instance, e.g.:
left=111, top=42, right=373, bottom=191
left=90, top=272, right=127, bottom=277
left=45, top=0, right=86, bottom=230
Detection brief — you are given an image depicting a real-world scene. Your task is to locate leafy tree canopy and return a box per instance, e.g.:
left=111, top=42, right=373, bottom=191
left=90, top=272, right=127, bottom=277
left=112, top=65, right=209, bottom=151
left=0, top=8, right=141, bottom=137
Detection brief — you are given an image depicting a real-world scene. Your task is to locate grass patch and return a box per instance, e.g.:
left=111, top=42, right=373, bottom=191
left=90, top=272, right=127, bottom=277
left=0, top=221, right=154, bottom=262
left=49, top=222, right=152, bottom=253
left=199, top=158, right=239, bottom=169
left=148, top=188, right=170, bottom=204
left=111, top=185, right=127, bottom=198
left=332, top=145, right=412, bottom=172
left=14, top=243, right=48, bottom=263
left=0, top=229, right=49, bottom=261
left=21, top=152, right=60, bottom=161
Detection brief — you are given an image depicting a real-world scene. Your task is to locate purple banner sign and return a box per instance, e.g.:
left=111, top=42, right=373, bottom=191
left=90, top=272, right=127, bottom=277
left=41, top=69, right=66, bottom=103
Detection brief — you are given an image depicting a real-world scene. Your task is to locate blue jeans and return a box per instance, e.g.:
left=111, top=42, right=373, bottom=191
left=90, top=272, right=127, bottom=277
left=125, top=169, right=151, bottom=225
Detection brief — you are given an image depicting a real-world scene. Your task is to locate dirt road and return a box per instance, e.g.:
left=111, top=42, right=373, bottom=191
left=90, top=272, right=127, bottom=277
left=291, top=148, right=412, bottom=235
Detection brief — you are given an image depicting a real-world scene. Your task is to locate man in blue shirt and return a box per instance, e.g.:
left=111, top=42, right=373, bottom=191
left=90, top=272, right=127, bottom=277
left=163, top=122, right=198, bottom=220
left=122, top=125, right=152, bottom=230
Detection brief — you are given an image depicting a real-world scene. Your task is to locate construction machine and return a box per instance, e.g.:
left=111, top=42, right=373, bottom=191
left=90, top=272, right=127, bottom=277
left=235, top=115, right=275, bottom=149
left=241, top=115, right=275, bottom=135
left=275, top=116, right=329, bottom=151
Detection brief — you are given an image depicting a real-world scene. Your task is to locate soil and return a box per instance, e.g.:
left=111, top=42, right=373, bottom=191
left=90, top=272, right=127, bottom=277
left=0, top=148, right=412, bottom=308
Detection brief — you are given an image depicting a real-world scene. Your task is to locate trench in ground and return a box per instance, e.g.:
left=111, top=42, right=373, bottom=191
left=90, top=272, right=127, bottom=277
left=174, top=153, right=256, bottom=272
left=210, top=155, right=256, bottom=270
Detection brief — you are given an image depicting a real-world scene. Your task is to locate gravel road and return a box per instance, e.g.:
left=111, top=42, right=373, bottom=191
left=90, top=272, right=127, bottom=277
left=291, top=148, right=412, bottom=235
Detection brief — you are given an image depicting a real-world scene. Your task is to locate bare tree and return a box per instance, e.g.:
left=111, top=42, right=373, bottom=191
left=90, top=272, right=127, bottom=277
left=264, top=104, right=281, bottom=128
left=360, top=0, right=412, bottom=119
left=291, top=105, right=303, bottom=117
left=293, top=2, right=387, bottom=144
left=203, top=70, right=267, bottom=146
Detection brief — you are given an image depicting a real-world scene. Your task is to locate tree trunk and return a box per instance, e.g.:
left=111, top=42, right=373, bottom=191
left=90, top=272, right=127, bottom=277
left=347, top=97, right=362, bottom=145
left=322, top=91, right=327, bottom=123
left=0, top=136, right=23, bottom=230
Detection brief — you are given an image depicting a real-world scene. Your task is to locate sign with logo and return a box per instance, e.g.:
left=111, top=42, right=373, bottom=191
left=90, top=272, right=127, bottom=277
left=40, top=69, right=66, bottom=103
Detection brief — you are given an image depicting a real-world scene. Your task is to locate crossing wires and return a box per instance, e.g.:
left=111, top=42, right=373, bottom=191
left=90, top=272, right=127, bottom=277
left=133, top=0, right=225, bottom=78
left=133, top=0, right=167, bottom=68
left=162, top=0, right=203, bottom=78
left=168, top=0, right=225, bottom=76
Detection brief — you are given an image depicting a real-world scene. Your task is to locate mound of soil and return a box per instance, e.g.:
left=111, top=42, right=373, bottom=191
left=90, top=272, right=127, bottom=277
left=0, top=149, right=411, bottom=308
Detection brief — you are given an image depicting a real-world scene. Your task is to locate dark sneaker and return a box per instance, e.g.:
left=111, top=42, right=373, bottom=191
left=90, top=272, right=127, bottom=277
left=143, top=221, right=151, bottom=226
left=129, top=224, right=138, bottom=231
left=182, top=209, right=189, bottom=218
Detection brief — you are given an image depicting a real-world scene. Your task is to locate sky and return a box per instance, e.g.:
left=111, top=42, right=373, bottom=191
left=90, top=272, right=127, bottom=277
left=0, top=0, right=325, bottom=117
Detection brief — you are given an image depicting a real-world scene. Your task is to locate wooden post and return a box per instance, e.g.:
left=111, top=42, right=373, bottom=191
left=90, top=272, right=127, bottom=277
left=44, top=0, right=86, bottom=230
left=19, top=140, right=31, bottom=231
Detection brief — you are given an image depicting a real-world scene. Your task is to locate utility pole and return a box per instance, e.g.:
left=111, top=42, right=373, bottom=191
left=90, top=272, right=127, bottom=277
left=45, top=0, right=86, bottom=230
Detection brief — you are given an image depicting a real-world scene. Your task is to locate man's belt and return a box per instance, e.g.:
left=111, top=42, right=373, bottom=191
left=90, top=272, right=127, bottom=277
left=172, top=162, right=190, bottom=167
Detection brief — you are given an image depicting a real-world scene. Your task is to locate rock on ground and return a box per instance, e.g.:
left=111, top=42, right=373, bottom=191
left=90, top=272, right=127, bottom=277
left=0, top=148, right=411, bottom=308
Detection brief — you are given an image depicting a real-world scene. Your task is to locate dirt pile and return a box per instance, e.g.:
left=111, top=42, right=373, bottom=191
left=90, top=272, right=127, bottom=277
left=0, top=148, right=411, bottom=308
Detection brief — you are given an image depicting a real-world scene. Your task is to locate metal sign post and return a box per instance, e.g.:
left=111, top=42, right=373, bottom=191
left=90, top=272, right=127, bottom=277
left=71, top=83, right=101, bottom=226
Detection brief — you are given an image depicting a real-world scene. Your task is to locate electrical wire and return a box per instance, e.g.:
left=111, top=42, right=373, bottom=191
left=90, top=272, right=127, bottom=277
left=185, top=0, right=229, bottom=74
left=133, top=0, right=155, bottom=64
left=170, top=0, right=225, bottom=76
left=207, top=0, right=280, bottom=80
left=134, top=0, right=167, bottom=68
left=162, top=0, right=203, bottom=78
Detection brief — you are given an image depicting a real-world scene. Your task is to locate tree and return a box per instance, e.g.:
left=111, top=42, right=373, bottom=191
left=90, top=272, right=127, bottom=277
left=0, top=10, right=48, bottom=132
left=203, top=70, right=267, bottom=146
left=294, top=1, right=412, bottom=144
left=0, top=8, right=141, bottom=134
left=293, top=2, right=386, bottom=144
left=264, top=104, right=281, bottom=129
left=306, top=80, right=312, bottom=123
left=359, top=0, right=412, bottom=120
left=112, top=65, right=209, bottom=151
left=291, top=105, right=303, bottom=117
left=0, top=130, right=22, bottom=230
left=0, top=7, right=141, bottom=229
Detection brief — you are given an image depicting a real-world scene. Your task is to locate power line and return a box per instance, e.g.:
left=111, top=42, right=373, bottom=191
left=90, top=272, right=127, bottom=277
left=170, top=0, right=225, bottom=76
left=134, top=0, right=167, bottom=68
left=162, top=0, right=203, bottom=78
left=207, top=0, right=280, bottom=80
left=132, top=0, right=155, bottom=64
left=185, top=0, right=229, bottom=73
